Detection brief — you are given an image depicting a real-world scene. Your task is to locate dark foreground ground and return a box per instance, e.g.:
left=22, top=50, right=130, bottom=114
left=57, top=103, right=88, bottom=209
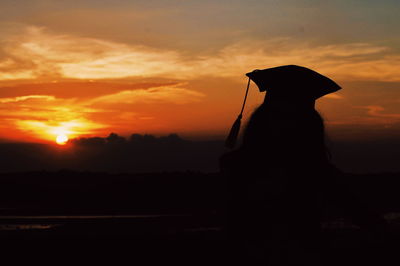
left=0, top=171, right=400, bottom=265
left=1, top=214, right=400, bottom=265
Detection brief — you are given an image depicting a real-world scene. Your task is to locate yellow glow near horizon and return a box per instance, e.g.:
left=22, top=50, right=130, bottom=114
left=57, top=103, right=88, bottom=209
left=56, top=134, right=68, bottom=145
left=50, top=125, right=72, bottom=145
left=13, top=118, right=103, bottom=143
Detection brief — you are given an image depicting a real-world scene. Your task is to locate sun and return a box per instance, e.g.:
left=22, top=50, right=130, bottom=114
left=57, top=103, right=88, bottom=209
left=56, top=134, right=69, bottom=145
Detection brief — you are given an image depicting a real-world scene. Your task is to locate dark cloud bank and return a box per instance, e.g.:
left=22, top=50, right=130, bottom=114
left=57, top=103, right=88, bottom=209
left=0, top=134, right=224, bottom=173
left=0, top=133, right=399, bottom=173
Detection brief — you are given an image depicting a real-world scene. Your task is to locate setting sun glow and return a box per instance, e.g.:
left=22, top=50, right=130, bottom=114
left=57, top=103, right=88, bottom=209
left=56, top=134, right=69, bottom=145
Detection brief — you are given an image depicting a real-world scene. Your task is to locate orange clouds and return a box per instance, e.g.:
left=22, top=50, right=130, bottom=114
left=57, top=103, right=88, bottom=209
left=193, top=40, right=400, bottom=82
left=0, top=81, right=205, bottom=142
left=1, top=26, right=400, bottom=82
left=0, top=25, right=400, bottom=142
left=0, top=94, right=105, bottom=142
left=90, top=85, right=205, bottom=105
left=1, top=26, right=187, bottom=80
left=15, top=118, right=104, bottom=143
left=323, top=93, right=343, bottom=100
left=363, top=105, right=400, bottom=123
left=322, top=103, right=400, bottom=126
left=0, top=95, right=55, bottom=103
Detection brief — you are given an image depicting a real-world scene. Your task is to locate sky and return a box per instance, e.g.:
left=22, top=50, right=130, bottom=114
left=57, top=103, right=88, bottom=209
left=0, top=0, right=399, bottom=144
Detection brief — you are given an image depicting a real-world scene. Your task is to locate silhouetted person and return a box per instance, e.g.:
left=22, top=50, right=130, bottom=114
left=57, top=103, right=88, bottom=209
left=220, top=65, right=387, bottom=265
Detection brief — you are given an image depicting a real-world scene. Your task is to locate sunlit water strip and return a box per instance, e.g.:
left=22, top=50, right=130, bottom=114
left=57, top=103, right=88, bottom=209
left=0, top=214, right=187, bottom=220
left=0, top=224, right=59, bottom=231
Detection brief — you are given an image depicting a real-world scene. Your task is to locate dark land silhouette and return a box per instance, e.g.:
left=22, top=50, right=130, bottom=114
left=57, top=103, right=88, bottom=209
left=0, top=133, right=399, bottom=173
left=0, top=171, right=400, bottom=264
left=0, top=133, right=224, bottom=173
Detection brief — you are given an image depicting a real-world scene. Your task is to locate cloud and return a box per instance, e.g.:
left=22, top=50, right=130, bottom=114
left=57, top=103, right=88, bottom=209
left=0, top=82, right=205, bottom=142
left=0, top=96, right=96, bottom=121
left=0, top=95, right=55, bottom=103
left=193, top=40, right=400, bottom=82
left=14, top=118, right=105, bottom=141
left=364, top=105, right=400, bottom=120
left=0, top=93, right=107, bottom=141
left=1, top=26, right=400, bottom=82
left=90, top=84, right=205, bottom=105
left=1, top=26, right=187, bottom=80
left=322, top=93, right=343, bottom=100
left=327, top=105, right=400, bottom=126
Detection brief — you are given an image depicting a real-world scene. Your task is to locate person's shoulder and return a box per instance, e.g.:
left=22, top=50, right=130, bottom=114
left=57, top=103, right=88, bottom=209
left=325, top=163, right=344, bottom=175
left=219, top=148, right=247, bottom=172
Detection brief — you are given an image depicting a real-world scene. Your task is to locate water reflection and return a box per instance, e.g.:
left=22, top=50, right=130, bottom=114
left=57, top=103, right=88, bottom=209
left=0, top=224, right=60, bottom=231
left=0, top=214, right=190, bottom=231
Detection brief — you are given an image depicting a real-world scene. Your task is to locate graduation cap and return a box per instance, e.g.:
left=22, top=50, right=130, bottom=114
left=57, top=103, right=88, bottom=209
left=225, top=65, right=341, bottom=149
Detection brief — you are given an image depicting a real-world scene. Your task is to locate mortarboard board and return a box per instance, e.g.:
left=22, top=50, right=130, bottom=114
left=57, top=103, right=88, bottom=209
left=225, top=65, right=341, bottom=149
left=246, top=65, right=341, bottom=100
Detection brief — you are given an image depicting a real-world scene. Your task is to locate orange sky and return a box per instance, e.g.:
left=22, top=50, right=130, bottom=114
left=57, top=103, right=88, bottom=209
left=1, top=1, right=399, bottom=144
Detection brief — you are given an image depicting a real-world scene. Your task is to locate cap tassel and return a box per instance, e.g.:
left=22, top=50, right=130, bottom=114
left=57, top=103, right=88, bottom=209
left=225, top=114, right=242, bottom=149
left=225, top=77, right=251, bottom=149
